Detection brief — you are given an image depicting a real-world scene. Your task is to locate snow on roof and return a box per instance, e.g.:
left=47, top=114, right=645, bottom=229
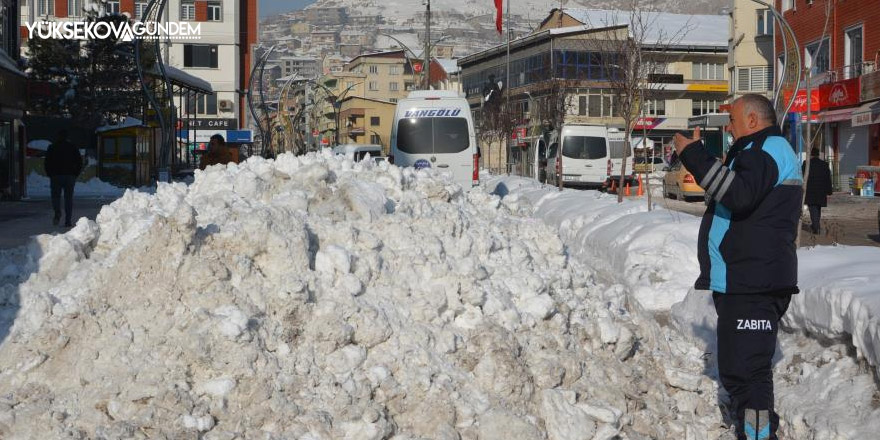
left=95, top=117, right=144, bottom=133
left=434, top=58, right=460, bottom=75
left=374, top=33, right=421, bottom=53
left=147, top=65, right=213, bottom=94
left=560, top=8, right=729, bottom=47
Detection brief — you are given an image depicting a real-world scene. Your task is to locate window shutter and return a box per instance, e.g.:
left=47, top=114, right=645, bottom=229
left=738, top=68, right=750, bottom=91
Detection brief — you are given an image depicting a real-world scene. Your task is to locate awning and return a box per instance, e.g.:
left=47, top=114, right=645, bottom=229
left=147, top=65, right=213, bottom=95
left=852, top=101, right=880, bottom=127
left=819, top=107, right=857, bottom=123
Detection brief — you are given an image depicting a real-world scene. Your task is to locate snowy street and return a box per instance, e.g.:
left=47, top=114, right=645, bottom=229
left=0, top=154, right=878, bottom=439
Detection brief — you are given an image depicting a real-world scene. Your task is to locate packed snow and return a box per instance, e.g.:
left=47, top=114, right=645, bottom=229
left=486, top=175, right=880, bottom=438
left=26, top=172, right=139, bottom=198
left=1, top=154, right=877, bottom=439
left=1, top=152, right=731, bottom=439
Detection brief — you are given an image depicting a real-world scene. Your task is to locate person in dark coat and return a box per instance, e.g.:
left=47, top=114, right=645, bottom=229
left=803, top=148, right=833, bottom=234
left=673, top=94, right=802, bottom=440
left=44, top=129, right=83, bottom=227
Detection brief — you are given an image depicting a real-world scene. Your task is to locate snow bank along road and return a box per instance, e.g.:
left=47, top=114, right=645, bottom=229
left=487, top=175, right=880, bottom=439
left=0, top=152, right=875, bottom=439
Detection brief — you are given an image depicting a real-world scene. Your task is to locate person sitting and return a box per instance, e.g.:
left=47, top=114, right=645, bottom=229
left=199, top=134, right=237, bottom=170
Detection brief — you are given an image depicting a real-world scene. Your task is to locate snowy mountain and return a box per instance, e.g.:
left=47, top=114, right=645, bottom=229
left=307, top=0, right=731, bottom=25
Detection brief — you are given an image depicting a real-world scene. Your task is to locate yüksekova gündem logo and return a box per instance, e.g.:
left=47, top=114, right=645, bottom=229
left=25, top=20, right=201, bottom=41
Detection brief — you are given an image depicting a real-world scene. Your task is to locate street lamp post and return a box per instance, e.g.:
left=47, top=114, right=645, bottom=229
left=424, top=0, right=431, bottom=90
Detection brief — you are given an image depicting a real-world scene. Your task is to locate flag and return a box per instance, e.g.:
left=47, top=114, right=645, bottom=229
left=494, top=0, right=503, bottom=34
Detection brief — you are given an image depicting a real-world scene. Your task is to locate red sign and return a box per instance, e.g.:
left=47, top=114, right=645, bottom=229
left=633, top=117, right=665, bottom=130
left=312, top=129, right=319, bottom=136
left=413, top=62, right=423, bottom=73
left=820, top=78, right=860, bottom=109
left=320, top=138, right=329, bottom=145
left=783, top=89, right=821, bottom=113
left=510, top=128, right=527, bottom=140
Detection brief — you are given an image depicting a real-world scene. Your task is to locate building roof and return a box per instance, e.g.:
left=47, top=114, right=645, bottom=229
left=552, top=8, right=729, bottom=47
left=434, top=58, right=460, bottom=75
left=346, top=49, right=406, bottom=65
left=460, top=9, right=728, bottom=67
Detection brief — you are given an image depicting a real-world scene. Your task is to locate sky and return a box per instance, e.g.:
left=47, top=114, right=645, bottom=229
left=259, top=0, right=315, bottom=17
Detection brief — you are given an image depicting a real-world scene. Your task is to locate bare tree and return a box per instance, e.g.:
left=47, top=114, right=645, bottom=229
left=478, top=80, right=520, bottom=174
left=586, top=1, right=692, bottom=204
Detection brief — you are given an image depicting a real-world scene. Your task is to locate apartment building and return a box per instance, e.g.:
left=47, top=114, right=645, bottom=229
left=279, top=55, right=319, bottom=79
left=21, top=0, right=258, bottom=131
left=345, top=50, right=415, bottom=102
left=729, top=1, right=775, bottom=99
left=776, top=0, right=880, bottom=189
left=305, top=7, right=346, bottom=27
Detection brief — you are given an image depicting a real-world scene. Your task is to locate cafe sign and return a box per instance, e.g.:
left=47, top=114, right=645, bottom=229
left=181, top=118, right=238, bottom=130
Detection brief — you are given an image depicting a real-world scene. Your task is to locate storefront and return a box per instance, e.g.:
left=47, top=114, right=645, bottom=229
left=818, top=78, right=862, bottom=191
left=0, top=53, right=27, bottom=200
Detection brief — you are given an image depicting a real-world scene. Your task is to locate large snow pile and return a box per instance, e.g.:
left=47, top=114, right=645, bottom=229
left=1, top=153, right=726, bottom=439
left=485, top=175, right=880, bottom=438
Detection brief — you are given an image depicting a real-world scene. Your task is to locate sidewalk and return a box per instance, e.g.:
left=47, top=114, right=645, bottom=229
left=661, top=192, right=880, bottom=248
left=0, top=197, right=118, bottom=250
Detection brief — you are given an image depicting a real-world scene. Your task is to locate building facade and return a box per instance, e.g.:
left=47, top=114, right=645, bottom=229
left=1, top=0, right=26, bottom=199
left=776, top=0, right=880, bottom=190
left=338, top=97, right=395, bottom=153
left=729, top=0, right=775, bottom=100
left=459, top=8, right=729, bottom=169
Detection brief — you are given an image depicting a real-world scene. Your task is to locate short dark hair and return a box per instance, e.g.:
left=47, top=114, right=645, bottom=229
left=210, top=134, right=225, bottom=144
left=811, top=147, right=820, bottom=157
left=736, top=94, right=777, bottom=126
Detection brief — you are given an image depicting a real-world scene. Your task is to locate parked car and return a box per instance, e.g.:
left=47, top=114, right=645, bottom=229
left=662, top=161, right=705, bottom=201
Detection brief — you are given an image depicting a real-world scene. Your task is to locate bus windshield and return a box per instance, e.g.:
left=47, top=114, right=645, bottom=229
left=396, top=117, right=469, bottom=154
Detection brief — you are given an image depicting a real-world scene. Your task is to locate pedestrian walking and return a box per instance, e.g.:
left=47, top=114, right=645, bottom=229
left=673, top=94, right=802, bottom=440
left=43, top=129, right=83, bottom=227
left=199, top=134, right=237, bottom=170
left=803, top=148, right=833, bottom=234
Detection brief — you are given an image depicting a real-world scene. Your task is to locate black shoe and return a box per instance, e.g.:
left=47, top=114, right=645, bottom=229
left=52, top=214, right=60, bottom=226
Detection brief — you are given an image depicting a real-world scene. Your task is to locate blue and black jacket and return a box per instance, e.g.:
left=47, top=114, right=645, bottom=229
left=679, top=126, right=802, bottom=295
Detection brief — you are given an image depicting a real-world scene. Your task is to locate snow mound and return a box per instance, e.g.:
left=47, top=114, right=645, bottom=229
left=26, top=172, right=131, bottom=198
left=0, top=152, right=725, bottom=439
left=485, top=175, right=880, bottom=439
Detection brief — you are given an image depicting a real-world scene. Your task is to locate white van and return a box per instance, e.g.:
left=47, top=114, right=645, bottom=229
left=546, top=125, right=629, bottom=188
left=390, top=90, right=479, bottom=188
left=332, top=144, right=383, bottom=162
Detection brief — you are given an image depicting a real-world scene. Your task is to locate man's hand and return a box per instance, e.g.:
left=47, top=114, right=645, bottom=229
left=673, top=126, right=701, bottom=156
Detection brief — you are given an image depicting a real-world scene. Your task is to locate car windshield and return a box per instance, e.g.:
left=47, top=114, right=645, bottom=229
left=562, top=136, right=606, bottom=159
left=396, top=117, right=469, bottom=154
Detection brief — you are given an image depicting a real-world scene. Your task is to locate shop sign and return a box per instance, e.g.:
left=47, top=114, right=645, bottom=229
left=860, top=70, right=880, bottom=102
left=783, top=89, right=821, bottom=113
left=634, top=117, right=665, bottom=130
left=820, top=78, right=859, bottom=109
left=182, top=118, right=238, bottom=130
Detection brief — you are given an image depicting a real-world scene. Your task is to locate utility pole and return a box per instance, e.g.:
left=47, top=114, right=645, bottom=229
left=505, top=0, right=510, bottom=175
left=424, top=0, right=431, bottom=90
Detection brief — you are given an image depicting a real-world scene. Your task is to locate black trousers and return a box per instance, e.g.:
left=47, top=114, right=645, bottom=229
left=807, top=205, right=822, bottom=233
left=713, top=292, right=791, bottom=440
left=50, top=175, right=76, bottom=224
